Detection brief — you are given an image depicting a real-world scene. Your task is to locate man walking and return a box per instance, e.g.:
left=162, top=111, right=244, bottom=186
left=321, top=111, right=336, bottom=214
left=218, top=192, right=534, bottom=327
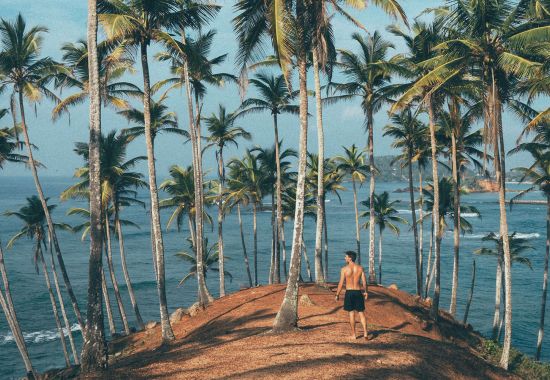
left=335, top=251, right=369, bottom=340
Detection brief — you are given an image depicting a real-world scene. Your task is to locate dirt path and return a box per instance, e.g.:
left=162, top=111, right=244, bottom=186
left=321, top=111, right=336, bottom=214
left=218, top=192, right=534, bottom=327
left=75, top=284, right=514, bottom=379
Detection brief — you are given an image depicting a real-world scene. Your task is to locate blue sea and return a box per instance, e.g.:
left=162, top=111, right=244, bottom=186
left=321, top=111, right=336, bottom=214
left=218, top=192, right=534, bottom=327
left=0, top=176, right=547, bottom=378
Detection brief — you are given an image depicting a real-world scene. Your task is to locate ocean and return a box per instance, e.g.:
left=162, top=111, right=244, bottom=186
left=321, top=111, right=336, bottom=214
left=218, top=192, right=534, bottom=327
left=0, top=176, right=547, bottom=378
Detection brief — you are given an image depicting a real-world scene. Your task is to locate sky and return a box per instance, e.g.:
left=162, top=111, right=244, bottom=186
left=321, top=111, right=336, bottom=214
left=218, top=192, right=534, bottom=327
left=0, top=0, right=534, bottom=178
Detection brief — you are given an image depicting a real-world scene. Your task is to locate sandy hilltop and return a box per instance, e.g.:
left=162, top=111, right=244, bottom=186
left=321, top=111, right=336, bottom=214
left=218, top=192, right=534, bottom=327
left=43, top=283, right=524, bottom=380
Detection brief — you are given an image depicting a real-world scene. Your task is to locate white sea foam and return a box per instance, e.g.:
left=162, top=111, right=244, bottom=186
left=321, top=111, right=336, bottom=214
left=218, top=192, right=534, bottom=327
left=0, top=323, right=81, bottom=345
left=461, top=213, right=480, bottom=218
left=465, top=232, right=540, bottom=240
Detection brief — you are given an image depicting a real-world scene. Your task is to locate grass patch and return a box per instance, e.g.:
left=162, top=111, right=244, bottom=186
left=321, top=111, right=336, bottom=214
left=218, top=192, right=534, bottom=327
left=479, top=339, right=550, bottom=379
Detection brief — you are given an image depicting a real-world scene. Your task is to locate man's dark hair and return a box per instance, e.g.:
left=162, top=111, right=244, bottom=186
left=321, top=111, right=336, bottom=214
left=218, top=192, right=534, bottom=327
left=346, top=251, right=357, bottom=262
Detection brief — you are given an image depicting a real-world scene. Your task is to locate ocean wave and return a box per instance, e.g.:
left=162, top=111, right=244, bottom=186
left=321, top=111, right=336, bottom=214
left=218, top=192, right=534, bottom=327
left=0, top=323, right=81, bottom=345
left=461, top=213, right=480, bottom=218
left=465, top=232, right=540, bottom=240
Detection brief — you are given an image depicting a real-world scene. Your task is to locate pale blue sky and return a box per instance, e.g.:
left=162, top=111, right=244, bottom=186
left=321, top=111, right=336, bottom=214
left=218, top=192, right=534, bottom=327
left=0, top=0, right=532, bottom=177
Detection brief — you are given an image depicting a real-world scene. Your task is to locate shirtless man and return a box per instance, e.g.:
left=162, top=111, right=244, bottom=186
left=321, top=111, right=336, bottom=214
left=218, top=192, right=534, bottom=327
left=335, top=251, right=369, bottom=340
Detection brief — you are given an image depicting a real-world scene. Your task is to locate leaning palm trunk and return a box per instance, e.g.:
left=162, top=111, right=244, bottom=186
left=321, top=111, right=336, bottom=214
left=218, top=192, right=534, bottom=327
left=425, top=219, right=434, bottom=299
left=38, top=245, right=71, bottom=367
left=237, top=204, right=253, bottom=287
left=418, top=167, right=424, bottom=295
left=269, top=193, right=276, bottom=284
left=378, top=229, right=383, bottom=285
left=217, top=148, right=226, bottom=296
left=17, top=92, right=84, bottom=332
left=272, top=112, right=286, bottom=283
left=101, top=266, right=116, bottom=336
left=48, top=237, right=79, bottom=364
left=492, top=255, right=503, bottom=339
left=253, top=203, right=258, bottom=286
left=323, top=200, right=329, bottom=279
left=181, top=31, right=211, bottom=306
left=463, top=260, right=476, bottom=325
left=407, top=150, right=421, bottom=296
left=140, top=42, right=175, bottom=341
left=0, top=242, right=35, bottom=377
left=301, top=233, right=313, bottom=282
left=115, top=206, right=145, bottom=330
left=273, top=56, right=308, bottom=333
left=81, top=1, right=106, bottom=369
left=450, top=130, right=461, bottom=316
left=352, top=179, right=361, bottom=265
left=104, top=214, right=130, bottom=335
left=367, top=106, right=376, bottom=283
left=313, top=52, right=325, bottom=284
left=535, top=196, right=550, bottom=360
left=427, top=96, right=441, bottom=320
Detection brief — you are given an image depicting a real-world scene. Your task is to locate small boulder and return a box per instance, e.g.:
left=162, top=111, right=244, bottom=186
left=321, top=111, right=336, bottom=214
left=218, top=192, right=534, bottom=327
left=299, top=294, right=315, bottom=306
left=188, top=302, right=202, bottom=317
left=388, top=284, right=399, bottom=290
left=424, top=297, right=433, bottom=307
left=145, top=321, right=158, bottom=330
left=170, top=307, right=188, bottom=323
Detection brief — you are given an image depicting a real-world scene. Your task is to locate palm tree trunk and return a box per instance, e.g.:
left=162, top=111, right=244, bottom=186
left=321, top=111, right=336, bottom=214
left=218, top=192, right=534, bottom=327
left=273, top=52, right=308, bottom=333
left=273, top=113, right=285, bottom=283
left=217, top=148, right=226, bottom=297
left=17, top=92, right=84, bottom=332
left=367, top=105, right=376, bottom=283
left=450, top=129, right=461, bottom=316
left=313, top=52, right=325, bottom=284
left=282, top=221, right=288, bottom=281
left=0, top=242, right=35, bottom=377
left=181, top=31, right=211, bottom=307
left=81, top=1, right=105, bottom=370
left=101, top=264, right=116, bottom=336
left=301, top=234, right=313, bottom=282
left=115, top=206, right=145, bottom=330
left=140, top=41, right=174, bottom=341
left=463, top=259, right=476, bottom=325
left=425, top=219, right=434, bottom=299
left=47, top=238, right=79, bottom=364
left=270, top=192, right=276, bottom=284
left=352, top=179, right=362, bottom=267
left=323, top=200, right=329, bottom=280
left=378, top=229, right=383, bottom=285
left=493, top=255, right=503, bottom=339
left=408, top=150, right=420, bottom=296
left=535, top=196, right=550, bottom=360
left=237, top=204, right=253, bottom=287
left=419, top=167, right=424, bottom=296
left=253, top=203, right=258, bottom=286
left=38, top=245, right=71, bottom=367
left=104, top=213, right=130, bottom=335
left=427, top=95, right=441, bottom=320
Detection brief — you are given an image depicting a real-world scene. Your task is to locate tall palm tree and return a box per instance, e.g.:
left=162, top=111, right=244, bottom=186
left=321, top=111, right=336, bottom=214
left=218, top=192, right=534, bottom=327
left=383, top=108, right=427, bottom=295
left=5, top=197, right=75, bottom=367
left=236, top=72, right=299, bottom=284
left=334, top=144, right=369, bottom=265
left=509, top=130, right=550, bottom=360
left=0, top=14, right=85, bottom=331
left=361, top=191, right=407, bottom=284
left=160, top=165, right=214, bottom=303
left=204, top=105, right=250, bottom=296
left=328, top=31, right=395, bottom=283
left=0, top=126, right=27, bottom=168
left=227, top=151, right=265, bottom=287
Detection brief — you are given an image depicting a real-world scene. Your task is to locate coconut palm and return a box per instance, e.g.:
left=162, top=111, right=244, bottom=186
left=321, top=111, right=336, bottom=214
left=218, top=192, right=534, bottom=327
left=361, top=191, right=407, bottom=284
left=0, top=126, right=27, bottom=168
left=383, top=108, right=427, bottom=295
left=334, top=144, right=369, bottom=265
left=328, top=31, right=396, bottom=283
left=509, top=131, right=550, bottom=360
left=160, top=164, right=214, bottom=302
left=5, top=197, right=75, bottom=367
left=236, top=72, right=299, bottom=284
left=176, top=237, right=232, bottom=290
left=204, top=105, right=250, bottom=296
left=0, top=14, right=85, bottom=331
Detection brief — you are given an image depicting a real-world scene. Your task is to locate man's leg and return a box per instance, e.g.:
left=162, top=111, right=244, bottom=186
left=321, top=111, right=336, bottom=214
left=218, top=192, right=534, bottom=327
left=358, top=310, right=368, bottom=339
left=348, top=311, right=356, bottom=339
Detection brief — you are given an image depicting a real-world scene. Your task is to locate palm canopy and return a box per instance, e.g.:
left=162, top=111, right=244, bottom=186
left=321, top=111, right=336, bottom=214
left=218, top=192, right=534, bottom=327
left=360, top=191, right=407, bottom=235
left=474, top=232, right=534, bottom=270
left=226, top=150, right=266, bottom=207
left=176, top=236, right=232, bottom=286
left=306, top=153, right=345, bottom=203
left=252, top=143, right=297, bottom=191
left=52, top=39, right=141, bottom=120
left=383, top=108, right=428, bottom=168
left=204, top=105, right=251, bottom=151
left=0, top=126, right=27, bottom=168
left=281, top=181, right=317, bottom=221
left=67, top=205, right=139, bottom=241
left=334, top=144, right=370, bottom=184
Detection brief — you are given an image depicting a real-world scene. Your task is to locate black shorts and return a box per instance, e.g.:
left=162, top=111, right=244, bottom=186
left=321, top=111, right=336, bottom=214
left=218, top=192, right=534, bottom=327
left=344, top=290, right=365, bottom=312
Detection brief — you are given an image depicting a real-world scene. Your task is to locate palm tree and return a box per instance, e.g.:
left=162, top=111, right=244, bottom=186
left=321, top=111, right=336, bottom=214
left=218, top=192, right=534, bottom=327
left=0, top=14, right=85, bottom=331
left=328, top=31, right=395, bottom=284
left=236, top=72, right=299, bottom=284
left=5, top=197, right=75, bottom=367
left=334, top=144, right=369, bottom=265
left=383, top=108, right=427, bottom=295
left=361, top=191, right=407, bottom=284
left=176, top=237, right=232, bottom=289
left=509, top=130, right=550, bottom=360
left=0, top=240, right=35, bottom=378
left=160, top=165, right=213, bottom=303
left=0, top=126, right=27, bottom=168
left=204, top=105, right=250, bottom=296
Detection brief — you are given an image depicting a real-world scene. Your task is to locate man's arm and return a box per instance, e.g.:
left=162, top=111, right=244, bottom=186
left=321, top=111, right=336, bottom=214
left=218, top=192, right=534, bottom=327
left=335, top=268, right=345, bottom=301
left=361, top=269, right=368, bottom=300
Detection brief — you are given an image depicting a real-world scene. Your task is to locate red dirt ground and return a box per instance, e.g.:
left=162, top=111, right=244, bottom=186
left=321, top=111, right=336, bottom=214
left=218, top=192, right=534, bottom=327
left=62, top=284, right=515, bottom=379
